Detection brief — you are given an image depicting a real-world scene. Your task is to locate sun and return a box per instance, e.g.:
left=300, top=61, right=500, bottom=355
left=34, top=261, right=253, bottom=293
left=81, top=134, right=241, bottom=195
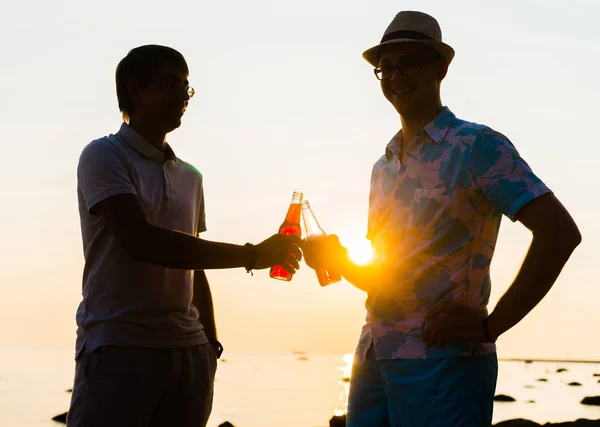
left=345, top=236, right=374, bottom=266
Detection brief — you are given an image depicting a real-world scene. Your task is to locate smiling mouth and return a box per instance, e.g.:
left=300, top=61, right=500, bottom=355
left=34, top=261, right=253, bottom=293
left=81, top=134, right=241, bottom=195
left=393, top=87, right=415, bottom=95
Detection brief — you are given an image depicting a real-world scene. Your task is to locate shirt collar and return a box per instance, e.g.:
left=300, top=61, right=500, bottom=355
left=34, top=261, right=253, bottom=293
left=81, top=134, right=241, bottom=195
left=384, top=107, right=456, bottom=162
left=117, top=123, right=177, bottom=162
left=423, top=106, right=456, bottom=144
left=385, top=130, right=403, bottom=162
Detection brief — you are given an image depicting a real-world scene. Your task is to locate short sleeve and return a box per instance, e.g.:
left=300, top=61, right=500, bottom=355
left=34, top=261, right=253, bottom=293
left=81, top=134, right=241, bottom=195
left=366, top=160, right=386, bottom=241
left=366, top=167, right=378, bottom=241
left=77, top=138, right=137, bottom=214
left=197, top=180, right=207, bottom=234
left=471, top=130, right=551, bottom=221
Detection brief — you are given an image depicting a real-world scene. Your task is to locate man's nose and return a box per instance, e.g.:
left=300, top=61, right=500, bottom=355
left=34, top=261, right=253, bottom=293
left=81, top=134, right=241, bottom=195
left=389, top=67, right=404, bottom=83
left=179, top=87, right=191, bottom=102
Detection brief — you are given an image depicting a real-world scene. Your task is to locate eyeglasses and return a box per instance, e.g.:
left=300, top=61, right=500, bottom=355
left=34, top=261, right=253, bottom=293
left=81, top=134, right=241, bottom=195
left=374, top=56, right=433, bottom=81
left=148, top=79, right=195, bottom=98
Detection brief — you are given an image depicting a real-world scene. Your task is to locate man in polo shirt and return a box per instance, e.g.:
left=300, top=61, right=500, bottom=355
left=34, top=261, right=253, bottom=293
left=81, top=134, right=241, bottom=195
left=304, top=11, right=581, bottom=426
left=67, top=45, right=303, bottom=427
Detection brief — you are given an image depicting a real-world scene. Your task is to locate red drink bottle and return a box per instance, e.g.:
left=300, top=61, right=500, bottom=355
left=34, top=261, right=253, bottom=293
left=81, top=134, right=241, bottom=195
left=301, top=200, right=341, bottom=286
left=270, top=191, right=303, bottom=281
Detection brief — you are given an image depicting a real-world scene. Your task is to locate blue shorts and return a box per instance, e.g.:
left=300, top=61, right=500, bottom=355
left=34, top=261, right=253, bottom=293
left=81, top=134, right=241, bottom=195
left=347, top=349, right=498, bottom=427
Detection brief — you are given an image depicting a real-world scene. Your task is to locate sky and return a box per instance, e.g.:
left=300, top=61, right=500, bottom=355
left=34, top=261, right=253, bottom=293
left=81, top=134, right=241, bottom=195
left=0, top=0, right=599, bottom=360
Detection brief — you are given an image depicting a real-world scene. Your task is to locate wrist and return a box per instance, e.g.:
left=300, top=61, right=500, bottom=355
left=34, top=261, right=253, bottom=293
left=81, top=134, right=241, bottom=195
left=243, top=243, right=258, bottom=274
left=209, top=339, right=224, bottom=359
left=482, top=315, right=499, bottom=343
left=335, top=247, right=351, bottom=270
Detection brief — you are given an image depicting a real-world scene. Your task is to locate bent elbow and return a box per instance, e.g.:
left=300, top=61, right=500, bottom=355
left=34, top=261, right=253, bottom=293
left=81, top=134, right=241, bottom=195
left=118, top=236, right=147, bottom=262
left=566, top=225, right=582, bottom=251
left=113, top=226, right=153, bottom=262
left=554, top=221, right=582, bottom=254
left=534, top=219, right=582, bottom=254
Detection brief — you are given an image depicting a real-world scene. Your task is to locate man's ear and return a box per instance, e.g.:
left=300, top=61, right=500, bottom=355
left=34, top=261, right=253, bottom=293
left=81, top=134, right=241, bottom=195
left=436, top=61, right=449, bottom=81
left=127, top=81, right=139, bottom=104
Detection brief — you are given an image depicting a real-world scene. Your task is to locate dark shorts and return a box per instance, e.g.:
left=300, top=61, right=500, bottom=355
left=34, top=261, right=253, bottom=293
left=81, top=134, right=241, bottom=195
left=66, top=344, right=217, bottom=427
left=347, top=348, right=498, bottom=427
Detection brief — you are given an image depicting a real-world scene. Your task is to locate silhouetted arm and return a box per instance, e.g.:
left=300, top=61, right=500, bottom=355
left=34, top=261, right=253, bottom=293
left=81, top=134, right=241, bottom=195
left=193, top=270, right=219, bottom=354
left=304, top=238, right=377, bottom=292
left=78, top=138, right=301, bottom=273
left=95, top=193, right=255, bottom=270
left=486, top=193, right=581, bottom=340
left=337, top=253, right=377, bottom=292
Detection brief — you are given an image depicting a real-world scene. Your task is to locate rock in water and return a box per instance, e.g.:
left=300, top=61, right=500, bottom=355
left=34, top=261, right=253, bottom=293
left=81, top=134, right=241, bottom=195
left=569, top=382, right=583, bottom=386
left=330, top=414, right=347, bottom=427
left=493, top=419, right=541, bottom=426
left=494, top=394, right=516, bottom=402
left=536, top=378, right=548, bottom=382
left=494, top=420, right=600, bottom=426
left=52, top=412, right=68, bottom=423
left=550, top=420, right=600, bottom=426
left=218, top=423, right=235, bottom=427
left=581, top=396, right=600, bottom=406
left=557, top=368, right=568, bottom=373
left=593, top=373, right=600, bottom=377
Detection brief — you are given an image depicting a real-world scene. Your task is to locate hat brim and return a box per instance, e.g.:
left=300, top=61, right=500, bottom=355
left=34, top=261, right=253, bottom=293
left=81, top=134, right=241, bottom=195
left=362, top=39, right=455, bottom=66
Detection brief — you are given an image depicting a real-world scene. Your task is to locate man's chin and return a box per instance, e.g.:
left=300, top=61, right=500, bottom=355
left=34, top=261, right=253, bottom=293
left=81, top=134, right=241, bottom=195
left=393, top=102, right=424, bottom=120
left=393, top=103, right=412, bottom=117
left=164, top=118, right=182, bottom=133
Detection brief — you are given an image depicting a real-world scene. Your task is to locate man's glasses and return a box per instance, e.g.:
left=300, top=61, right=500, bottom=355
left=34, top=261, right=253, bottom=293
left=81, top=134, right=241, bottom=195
left=374, top=56, right=436, bottom=81
left=148, top=79, right=195, bottom=98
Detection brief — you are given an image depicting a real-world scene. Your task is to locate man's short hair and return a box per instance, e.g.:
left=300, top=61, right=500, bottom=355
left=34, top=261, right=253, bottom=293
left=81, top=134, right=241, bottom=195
left=115, top=45, right=189, bottom=122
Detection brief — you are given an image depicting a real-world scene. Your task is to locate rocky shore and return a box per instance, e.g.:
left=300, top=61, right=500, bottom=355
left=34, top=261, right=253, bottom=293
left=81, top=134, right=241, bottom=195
left=49, top=413, right=600, bottom=426
left=49, top=361, right=600, bottom=426
left=328, top=416, right=600, bottom=426
left=51, top=392, right=600, bottom=426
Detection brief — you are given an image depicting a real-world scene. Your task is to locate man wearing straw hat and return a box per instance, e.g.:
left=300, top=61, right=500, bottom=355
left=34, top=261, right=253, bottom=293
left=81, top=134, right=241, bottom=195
left=304, top=10, right=581, bottom=426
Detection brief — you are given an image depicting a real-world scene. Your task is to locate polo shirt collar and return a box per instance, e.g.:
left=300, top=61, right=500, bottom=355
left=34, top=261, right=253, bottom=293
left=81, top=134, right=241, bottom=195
left=117, top=122, right=177, bottom=162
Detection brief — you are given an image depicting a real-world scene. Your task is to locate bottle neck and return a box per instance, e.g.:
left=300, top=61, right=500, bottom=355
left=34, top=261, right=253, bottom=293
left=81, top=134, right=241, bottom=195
left=284, top=202, right=302, bottom=224
left=282, top=192, right=303, bottom=224
left=302, top=206, right=325, bottom=237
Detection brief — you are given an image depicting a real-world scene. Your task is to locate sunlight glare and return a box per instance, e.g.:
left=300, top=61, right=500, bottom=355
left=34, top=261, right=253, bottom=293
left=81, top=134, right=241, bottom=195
left=343, top=353, right=354, bottom=366
left=341, top=353, right=354, bottom=378
left=346, top=237, right=374, bottom=265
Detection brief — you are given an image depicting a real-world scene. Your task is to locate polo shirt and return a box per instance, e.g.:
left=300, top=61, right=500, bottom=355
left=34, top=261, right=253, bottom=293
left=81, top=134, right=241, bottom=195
left=75, top=123, right=208, bottom=358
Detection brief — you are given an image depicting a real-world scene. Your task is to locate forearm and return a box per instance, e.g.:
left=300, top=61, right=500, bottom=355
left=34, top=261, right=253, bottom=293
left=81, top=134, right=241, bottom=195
left=337, top=251, right=377, bottom=292
left=487, top=232, right=580, bottom=340
left=193, top=270, right=218, bottom=342
left=133, top=225, right=252, bottom=270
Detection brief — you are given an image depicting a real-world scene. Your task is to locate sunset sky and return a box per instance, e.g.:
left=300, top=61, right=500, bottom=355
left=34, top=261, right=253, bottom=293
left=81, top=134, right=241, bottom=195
left=1, top=0, right=598, bottom=360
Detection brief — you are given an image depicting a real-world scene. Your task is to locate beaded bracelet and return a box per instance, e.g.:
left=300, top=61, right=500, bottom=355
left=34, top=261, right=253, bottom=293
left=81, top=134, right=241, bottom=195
left=244, top=243, right=258, bottom=275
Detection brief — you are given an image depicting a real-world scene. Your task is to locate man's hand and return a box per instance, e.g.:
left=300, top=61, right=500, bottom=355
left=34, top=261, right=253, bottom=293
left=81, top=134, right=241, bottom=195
left=209, top=340, right=224, bottom=359
left=303, top=234, right=347, bottom=270
left=422, top=302, right=488, bottom=348
left=254, top=234, right=304, bottom=274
